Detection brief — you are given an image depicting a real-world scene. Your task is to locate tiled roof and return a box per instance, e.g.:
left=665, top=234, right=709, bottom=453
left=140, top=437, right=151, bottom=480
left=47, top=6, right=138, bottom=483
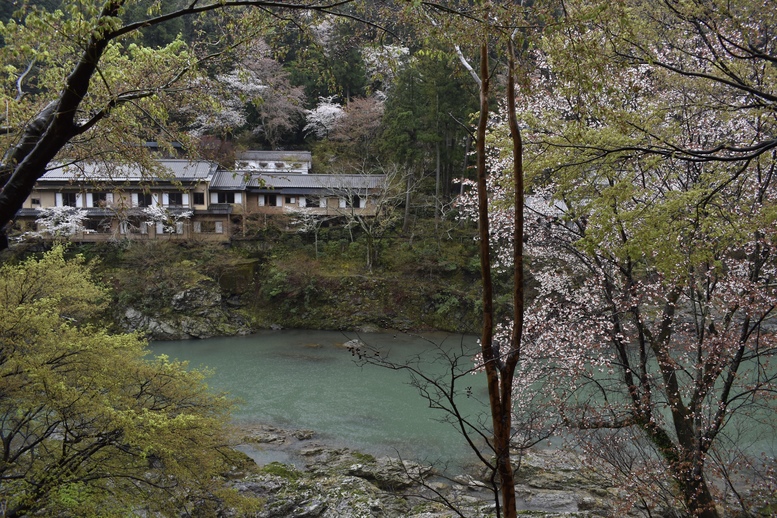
left=209, top=171, right=248, bottom=189
left=41, top=159, right=218, bottom=182
left=246, top=173, right=385, bottom=190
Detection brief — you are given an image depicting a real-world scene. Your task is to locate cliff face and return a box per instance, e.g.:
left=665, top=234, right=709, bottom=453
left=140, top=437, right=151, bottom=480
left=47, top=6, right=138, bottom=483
left=121, top=280, right=253, bottom=340
left=97, top=232, right=485, bottom=339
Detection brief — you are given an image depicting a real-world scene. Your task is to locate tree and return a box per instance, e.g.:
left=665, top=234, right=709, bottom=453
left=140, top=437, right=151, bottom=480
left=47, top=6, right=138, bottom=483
left=379, top=49, right=477, bottom=208
left=0, top=0, right=362, bottom=250
left=455, top=1, right=777, bottom=514
left=548, top=0, right=777, bottom=166
left=142, top=204, right=193, bottom=234
left=0, top=246, right=249, bottom=517
left=334, top=163, right=410, bottom=271
left=304, top=95, right=346, bottom=140
left=307, top=95, right=384, bottom=172
left=31, top=205, right=91, bottom=238
left=286, top=209, right=337, bottom=259
left=280, top=16, right=370, bottom=104
left=189, top=39, right=306, bottom=149
left=469, top=37, right=525, bottom=518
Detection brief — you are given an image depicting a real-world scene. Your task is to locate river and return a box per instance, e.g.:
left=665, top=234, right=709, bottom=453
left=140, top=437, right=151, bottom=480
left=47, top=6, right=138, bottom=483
left=150, top=330, right=488, bottom=470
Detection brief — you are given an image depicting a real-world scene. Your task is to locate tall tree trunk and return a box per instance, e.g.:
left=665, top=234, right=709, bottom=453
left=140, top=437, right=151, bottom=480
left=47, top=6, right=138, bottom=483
left=476, top=41, right=519, bottom=518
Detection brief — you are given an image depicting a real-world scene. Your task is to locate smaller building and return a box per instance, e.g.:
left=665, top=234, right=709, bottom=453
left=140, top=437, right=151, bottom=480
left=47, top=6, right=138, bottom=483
left=236, top=150, right=312, bottom=174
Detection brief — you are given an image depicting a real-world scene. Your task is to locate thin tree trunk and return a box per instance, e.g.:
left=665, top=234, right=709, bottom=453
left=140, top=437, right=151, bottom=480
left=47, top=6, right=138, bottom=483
left=435, top=140, right=441, bottom=227
left=402, top=171, right=412, bottom=233
left=475, top=41, right=518, bottom=518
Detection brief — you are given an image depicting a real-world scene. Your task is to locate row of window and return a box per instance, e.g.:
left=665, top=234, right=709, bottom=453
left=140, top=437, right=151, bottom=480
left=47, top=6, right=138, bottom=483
left=258, top=194, right=365, bottom=208
left=118, top=220, right=224, bottom=235
left=52, top=192, right=111, bottom=208
left=48, top=191, right=366, bottom=209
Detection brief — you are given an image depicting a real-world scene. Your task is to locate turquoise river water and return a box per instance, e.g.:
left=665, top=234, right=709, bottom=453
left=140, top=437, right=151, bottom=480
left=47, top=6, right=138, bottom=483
left=151, top=330, right=488, bottom=469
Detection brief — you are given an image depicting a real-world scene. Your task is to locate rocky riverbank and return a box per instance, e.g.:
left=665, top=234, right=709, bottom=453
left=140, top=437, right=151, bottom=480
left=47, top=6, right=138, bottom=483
left=226, top=424, right=638, bottom=517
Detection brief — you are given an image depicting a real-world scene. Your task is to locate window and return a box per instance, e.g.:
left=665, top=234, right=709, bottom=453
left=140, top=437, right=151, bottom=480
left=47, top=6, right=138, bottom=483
left=217, top=192, right=235, bottom=204
left=92, top=193, right=107, bottom=207
left=137, top=193, right=153, bottom=207
left=121, top=217, right=143, bottom=234
left=346, top=195, right=364, bottom=209
left=193, top=192, right=205, bottom=205
left=193, top=220, right=223, bottom=233
left=197, top=221, right=216, bottom=233
left=265, top=194, right=278, bottom=206
left=31, top=198, right=40, bottom=206
left=84, top=218, right=111, bottom=233
left=284, top=196, right=296, bottom=205
left=167, top=192, right=183, bottom=206
left=62, top=192, right=77, bottom=207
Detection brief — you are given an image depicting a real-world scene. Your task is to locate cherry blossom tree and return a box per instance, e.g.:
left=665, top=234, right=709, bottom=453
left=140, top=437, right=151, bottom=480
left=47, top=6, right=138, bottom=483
left=142, top=205, right=193, bottom=234
left=307, top=95, right=384, bottom=171
left=456, top=2, right=777, bottom=514
left=190, top=40, right=305, bottom=149
left=30, top=206, right=91, bottom=239
left=303, top=96, right=345, bottom=139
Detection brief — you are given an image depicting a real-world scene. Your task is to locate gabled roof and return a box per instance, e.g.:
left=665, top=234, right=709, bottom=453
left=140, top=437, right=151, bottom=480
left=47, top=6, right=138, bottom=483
left=41, top=159, right=218, bottom=183
left=209, top=171, right=248, bottom=190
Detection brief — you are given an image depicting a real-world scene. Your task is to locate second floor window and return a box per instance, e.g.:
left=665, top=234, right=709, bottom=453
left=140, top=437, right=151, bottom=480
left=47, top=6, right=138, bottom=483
left=217, top=192, right=235, bottom=204
left=346, top=195, right=364, bottom=209
left=193, top=192, right=205, bottom=205
left=137, top=193, right=153, bottom=207
left=167, top=192, right=183, bottom=206
left=92, top=193, right=107, bottom=207
left=62, top=192, right=77, bottom=207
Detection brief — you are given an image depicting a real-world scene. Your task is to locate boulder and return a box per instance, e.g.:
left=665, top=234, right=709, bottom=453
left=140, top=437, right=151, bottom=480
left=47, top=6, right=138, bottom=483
left=171, top=283, right=222, bottom=312
left=123, top=307, right=192, bottom=340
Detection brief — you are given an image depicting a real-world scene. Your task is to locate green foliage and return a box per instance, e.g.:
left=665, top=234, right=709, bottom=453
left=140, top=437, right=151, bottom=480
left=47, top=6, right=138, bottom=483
left=352, top=452, right=376, bottom=463
left=379, top=49, right=477, bottom=191
left=0, top=246, right=253, bottom=516
left=243, top=216, right=482, bottom=332
left=261, top=462, right=303, bottom=482
left=278, top=19, right=369, bottom=103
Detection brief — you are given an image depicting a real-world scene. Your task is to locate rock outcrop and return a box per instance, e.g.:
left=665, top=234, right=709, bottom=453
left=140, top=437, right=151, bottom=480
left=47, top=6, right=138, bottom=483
left=228, top=424, right=637, bottom=518
left=121, top=280, right=253, bottom=340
